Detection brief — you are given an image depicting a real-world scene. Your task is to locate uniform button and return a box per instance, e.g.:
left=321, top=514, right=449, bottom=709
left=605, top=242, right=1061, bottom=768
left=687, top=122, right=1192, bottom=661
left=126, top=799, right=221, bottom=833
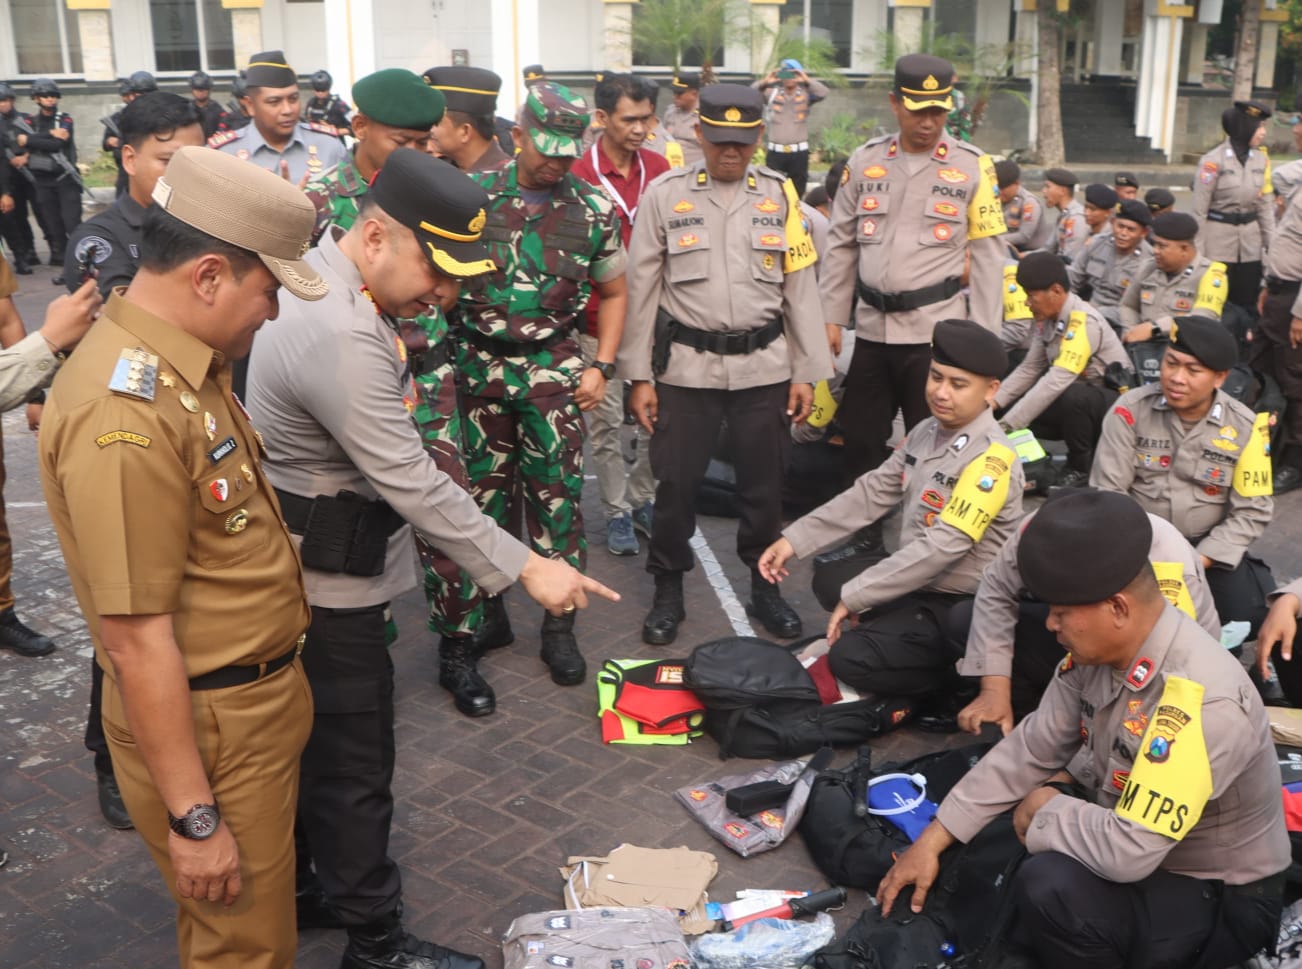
left=37, top=360, right=50, bottom=371
left=1036, top=818, right=1047, bottom=829
left=1081, top=767, right=1092, bottom=778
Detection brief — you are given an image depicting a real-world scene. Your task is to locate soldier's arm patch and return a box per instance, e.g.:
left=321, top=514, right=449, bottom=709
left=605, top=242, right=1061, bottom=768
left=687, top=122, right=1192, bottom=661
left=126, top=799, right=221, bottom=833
left=1052, top=311, right=1092, bottom=375
left=939, top=441, right=1015, bottom=542
left=1194, top=262, right=1228, bottom=317
left=1233, top=412, right=1273, bottom=497
left=966, top=153, right=1008, bottom=240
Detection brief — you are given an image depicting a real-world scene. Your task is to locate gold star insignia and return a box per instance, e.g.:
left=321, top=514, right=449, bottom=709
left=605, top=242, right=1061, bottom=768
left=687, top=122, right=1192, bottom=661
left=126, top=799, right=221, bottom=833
left=159, top=373, right=176, bottom=388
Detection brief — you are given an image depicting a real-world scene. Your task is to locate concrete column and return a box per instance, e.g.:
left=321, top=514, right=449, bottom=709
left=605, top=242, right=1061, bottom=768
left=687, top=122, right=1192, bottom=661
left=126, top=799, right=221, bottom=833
left=975, top=0, right=1006, bottom=51
left=1013, top=2, right=1037, bottom=78
left=1135, top=10, right=1182, bottom=157
left=603, top=1, right=635, bottom=73
left=852, top=0, right=888, bottom=72
left=749, top=0, right=782, bottom=76
left=65, top=2, right=114, bottom=81
left=321, top=0, right=373, bottom=92
left=1183, top=21, right=1208, bottom=85
left=894, top=6, right=926, bottom=54
left=491, top=0, right=539, bottom=118
left=1093, top=0, right=1125, bottom=75
left=1257, top=21, right=1280, bottom=90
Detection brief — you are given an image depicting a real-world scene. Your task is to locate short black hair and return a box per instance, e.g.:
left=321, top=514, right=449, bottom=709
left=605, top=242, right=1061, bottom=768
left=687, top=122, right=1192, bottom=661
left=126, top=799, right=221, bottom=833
left=594, top=73, right=651, bottom=116
left=139, top=206, right=260, bottom=277
left=825, top=158, right=848, bottom=202
left=120, top=92, right=203, bottom=150
left=445, top=108, right=497, bottom=142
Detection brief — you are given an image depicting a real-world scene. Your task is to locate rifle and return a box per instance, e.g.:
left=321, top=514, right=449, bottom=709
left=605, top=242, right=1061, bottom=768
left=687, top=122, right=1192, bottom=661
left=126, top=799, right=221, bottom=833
left=10, top=115, right=87, bottom=194
left=3, top=148, right=35, bottom=186
left=99, top=114, right=121, bottom=139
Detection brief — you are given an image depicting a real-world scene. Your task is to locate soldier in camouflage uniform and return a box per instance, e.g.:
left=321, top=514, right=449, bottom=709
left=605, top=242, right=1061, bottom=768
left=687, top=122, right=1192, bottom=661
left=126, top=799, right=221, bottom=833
left=302, top=69, right=508, bottom=720
left=458, top=82, right=628, bottom=687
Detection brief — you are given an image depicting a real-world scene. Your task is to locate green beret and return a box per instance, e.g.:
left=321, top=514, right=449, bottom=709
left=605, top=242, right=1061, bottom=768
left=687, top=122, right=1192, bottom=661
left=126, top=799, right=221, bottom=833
left=931, top=318, right=1007, bottom=378
left=1018, top=491, right=1153, bottom=605
left=1169, top=316, right=1237, bottom=371
left=353, top=69, right=445, bottom=130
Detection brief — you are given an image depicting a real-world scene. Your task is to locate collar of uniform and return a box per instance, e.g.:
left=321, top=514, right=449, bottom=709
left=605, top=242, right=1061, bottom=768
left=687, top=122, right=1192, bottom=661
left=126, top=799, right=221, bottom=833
left=246, top=121, right=305, bottom=155
left=315, top=224, right=365, bottom=295
left=930, top=139, right=951, bottom=162
left=1151, top=386, right=1229, bottom=423
left=118, top=191, right=148, bottom=229
left=593, top=136, right=645, bottom=180
left=333, top=155, right=369, bottom=197
left=1117, top=603, right=1181, bottom=693
left=103, top=289, right=217, bottom=390
left=919, top=406, right=998, bottom=458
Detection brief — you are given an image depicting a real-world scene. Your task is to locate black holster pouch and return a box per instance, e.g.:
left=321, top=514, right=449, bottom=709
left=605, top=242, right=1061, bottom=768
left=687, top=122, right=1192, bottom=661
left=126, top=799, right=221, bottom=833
left=294, top=490, right=406, bottom=577
left=652, top=308, right=676, bottom=377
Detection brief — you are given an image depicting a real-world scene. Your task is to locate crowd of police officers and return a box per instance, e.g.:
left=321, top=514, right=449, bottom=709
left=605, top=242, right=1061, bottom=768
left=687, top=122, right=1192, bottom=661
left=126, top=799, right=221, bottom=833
left=2, top=45, right=1302, bottom=969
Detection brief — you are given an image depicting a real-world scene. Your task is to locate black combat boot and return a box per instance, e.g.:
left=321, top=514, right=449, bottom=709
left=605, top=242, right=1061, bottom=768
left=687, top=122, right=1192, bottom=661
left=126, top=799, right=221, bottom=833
left=438, top=636, right=495, bottom=717
left=642, top=572, right=686, bottom=645
left=746, top=569, right=802, bottom=639
left=296, top=863, right=344, bottom=930
left=0, top=608, right=55, bottom=656
left=341, top=912, right=484, bottom=969
left=539, top=611, right=585, bottom=685
left=471, top=595, right=514, bottom=653
left=95, top=767, right=133, bottom=830
left=12, top=252, right=31, bottom=275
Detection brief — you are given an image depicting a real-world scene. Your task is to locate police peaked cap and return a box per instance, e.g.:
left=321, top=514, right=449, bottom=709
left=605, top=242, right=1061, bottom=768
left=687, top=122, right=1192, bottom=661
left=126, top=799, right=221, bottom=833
left=931, top=319, right=1007, bottom=378
left=1015, top=250, right=1070, bottom=292
left=1018, top=490, right=1153, bottom=604
left=1169, top=316, right=1237, bottom=371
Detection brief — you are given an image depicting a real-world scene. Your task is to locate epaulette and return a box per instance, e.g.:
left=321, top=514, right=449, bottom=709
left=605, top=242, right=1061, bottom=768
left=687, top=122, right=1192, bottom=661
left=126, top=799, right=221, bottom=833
left=107, top=348, right=159, bottom=402
left=754, top=164, right=788, bottom=183
left=862, top=132, right=892, bottom=149
left=207, top=128, right=242, bottom=148
left=948, top=139, right=985, bottom=158
left=303, top=121, right=340, bottom=136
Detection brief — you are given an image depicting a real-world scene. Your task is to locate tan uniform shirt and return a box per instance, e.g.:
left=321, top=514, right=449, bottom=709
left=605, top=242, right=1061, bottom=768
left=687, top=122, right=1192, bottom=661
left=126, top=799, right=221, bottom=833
left=38, top=291, right=310, bottom=680
left=1272, top=158, right=1302, bottom=210
left=961, top=511, right=1221, bottom=678
left=1269, top=576, right=1302, bottom=610
left=0, top=331, right=63, bottom=411
left=1264, top=189, right=1302, bottom=318
left=618, top=163, right=831, bottom=389
left=753, top=79, right=829, bottom=147
left=1192, top=140, right=1275, bottom=263
left=1090, top=384, right=1272, bottom=568
left=247, top=227, right=530, bottom=608
left=822, top=134, right=1007, bottom=343
left=1118, top=254, right=1227, bottom=338
left=994, top=292, right=1130, bottom=430
left=1069, top=233, right=1152, bottom=324
left=783, top=408, right=1024, bottom=613
left=1001, top=186, right=1050, bottom=252
left=939, top=607, right=1289, bottom=886
left=1053, top=198, right=1088, bottom=265
left=658, top=105, right=702, bottom=167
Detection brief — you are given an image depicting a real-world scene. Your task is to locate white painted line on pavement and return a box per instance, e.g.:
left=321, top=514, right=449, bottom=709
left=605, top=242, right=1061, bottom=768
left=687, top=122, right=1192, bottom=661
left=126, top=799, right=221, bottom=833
left=690, top=526, right=754, bottom=637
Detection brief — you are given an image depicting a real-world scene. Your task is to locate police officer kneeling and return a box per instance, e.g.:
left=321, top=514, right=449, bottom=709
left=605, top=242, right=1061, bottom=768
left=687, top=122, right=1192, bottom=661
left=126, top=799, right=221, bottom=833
left=877, top=490, right=1288, bottom=969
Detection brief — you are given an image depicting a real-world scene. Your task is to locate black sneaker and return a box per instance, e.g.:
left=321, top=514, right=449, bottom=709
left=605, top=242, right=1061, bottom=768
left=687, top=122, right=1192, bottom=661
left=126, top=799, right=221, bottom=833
left=342, top=916, right=484, bottom=969
left=0, top=609, right=55, bottom=657
left=1274, top=464, right=1302, bottom=495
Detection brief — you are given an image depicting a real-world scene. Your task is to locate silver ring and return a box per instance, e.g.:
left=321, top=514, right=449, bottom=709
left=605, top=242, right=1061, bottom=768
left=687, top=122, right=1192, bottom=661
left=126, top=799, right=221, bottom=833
left=562, top=604, right=576, bottom=613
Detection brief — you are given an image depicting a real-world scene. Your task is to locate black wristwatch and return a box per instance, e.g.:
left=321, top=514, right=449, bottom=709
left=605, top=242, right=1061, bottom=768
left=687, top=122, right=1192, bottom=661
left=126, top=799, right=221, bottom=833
left=591, top=360, right=616, bottom=380
left=168, top=802, right=221, bottom=840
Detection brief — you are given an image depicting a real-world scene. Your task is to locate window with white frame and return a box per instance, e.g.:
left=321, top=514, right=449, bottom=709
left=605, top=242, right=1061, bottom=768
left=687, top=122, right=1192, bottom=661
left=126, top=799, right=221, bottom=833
left=779, top=0, right=852, bottom=69
left=10, top=0, right=84, bottom=76
left=149, top=0, right=235, bottom=72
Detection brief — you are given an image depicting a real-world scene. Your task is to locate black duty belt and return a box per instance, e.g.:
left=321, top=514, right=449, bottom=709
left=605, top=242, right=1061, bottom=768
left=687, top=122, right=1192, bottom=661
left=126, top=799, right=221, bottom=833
left=189, top=640, right=300, bottom=691
left=1207, top=209, right=1258, bottom=226
left=857, top=276, right=962, bottom=313
left=462, top=324, right=575, bottom=357
left=669, top=316, right=784, bottom=355
left=1224, top=870, right=1286, bottom=899
left=273, top=487, right=404, bottom=538
left=1265, top=276, right=1301, bottom=295
left=413, top=339, right=451, bottom=376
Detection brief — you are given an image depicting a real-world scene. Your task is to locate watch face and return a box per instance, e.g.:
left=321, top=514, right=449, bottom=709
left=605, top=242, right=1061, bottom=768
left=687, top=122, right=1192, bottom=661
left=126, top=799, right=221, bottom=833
left=188, top=806, right=219, bottom=839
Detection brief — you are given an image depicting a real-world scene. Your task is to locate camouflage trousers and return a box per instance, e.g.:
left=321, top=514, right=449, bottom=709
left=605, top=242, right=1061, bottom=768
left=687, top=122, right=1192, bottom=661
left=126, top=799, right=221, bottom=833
left=461, top=390, right=587, bottom=571
left=412, top=359, right=484, bottom=638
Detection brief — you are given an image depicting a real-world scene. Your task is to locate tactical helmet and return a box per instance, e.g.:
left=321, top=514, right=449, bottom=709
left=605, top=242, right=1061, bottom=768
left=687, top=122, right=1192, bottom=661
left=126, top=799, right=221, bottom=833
left=117, top=77, right=130, bottom=96
left=127, top=70, right=158, bottom=94
left=0, top=82, right=15, bottom=101
left=31, top=78, right=60, bottom=98
left=310, top=70, right=332, bottom=92
left=231, top=73, right=248, bottom=99
left=189, top=70, right=212, bottom=91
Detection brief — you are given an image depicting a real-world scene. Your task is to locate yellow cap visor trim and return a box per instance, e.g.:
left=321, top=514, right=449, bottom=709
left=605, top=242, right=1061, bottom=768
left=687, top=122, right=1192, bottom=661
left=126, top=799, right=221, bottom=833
left=899, top=83, right=954, bottom=97
left=900, top=93, right=954, bottom=111
left=432, top=84, right=499, bottom=96
left=700, top=116, right=762, bottom=129
left=426, top=242, right=495, bottom=278
left=248, top=60, right=291, bottom=69
left=419, top=219, right=482, bottom=244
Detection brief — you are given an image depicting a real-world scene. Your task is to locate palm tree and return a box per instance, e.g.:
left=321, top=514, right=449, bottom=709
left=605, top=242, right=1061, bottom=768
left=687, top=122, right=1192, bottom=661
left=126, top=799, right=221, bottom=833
left=626, top=0, right=748, bottom=81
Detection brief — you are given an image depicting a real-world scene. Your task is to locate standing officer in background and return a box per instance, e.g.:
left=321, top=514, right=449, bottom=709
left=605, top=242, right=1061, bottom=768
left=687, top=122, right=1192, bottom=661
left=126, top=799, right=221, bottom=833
left=221, top=74, right=252, bottom=132
left=209, top=51, right=347, bottom=184
left=1119, top=211, right=1227, bottom=343
left=423, top=66, right=510, bottom=173
left=303, top=70, right=352, bottom=137
left=1192, top=100, right=1275, bottom=312
left=250, top=149, right=615, bottom=969
left=188, top=72, right=227, bottom=140
left=39, top=146, right=322, bottom=969
left=13, top=78, right=81, bottom=280
left=1115, top=171, right=1140, bottom=200
left=658, top=72, right=701, bottom=168
left=995, top=159, right=1050, bottom=256
left=752, top=59, right=827, bottom=198
left=621, top=84, right=830, bottom=646
left=103, top=71, right=157, bottom=198
left=1091, top=316, right=1274, bottom=635
left=1258, top=173, right=1302, bottom=493
left=1043, top=167, right=1086, bottom=264
left=458, top=83, right=627, bottom=688
left=821, top=53, right=1006, bottom=546
left=0, top=82, right=39, bottom=275
left=1070, top=197, right=1152, bottom=330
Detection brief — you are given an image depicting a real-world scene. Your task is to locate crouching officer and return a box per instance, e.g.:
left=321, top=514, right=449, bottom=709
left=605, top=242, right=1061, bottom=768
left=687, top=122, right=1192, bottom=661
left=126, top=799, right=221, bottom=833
left=878, top=490, right=1289, bottom=969
left=1119, top=211, right=1228, bottom=343
left=620, top=83, right=831, bottom=646
left=759, top=319, right=1023, bottom=699
left=1091, top=316, right=1274, bottom=635
left=248, top=149, right=617, bottom=969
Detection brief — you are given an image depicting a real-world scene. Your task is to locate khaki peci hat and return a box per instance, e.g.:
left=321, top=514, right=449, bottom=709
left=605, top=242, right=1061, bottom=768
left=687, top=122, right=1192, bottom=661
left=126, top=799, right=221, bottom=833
left=152, top=146, right=327, bottom=301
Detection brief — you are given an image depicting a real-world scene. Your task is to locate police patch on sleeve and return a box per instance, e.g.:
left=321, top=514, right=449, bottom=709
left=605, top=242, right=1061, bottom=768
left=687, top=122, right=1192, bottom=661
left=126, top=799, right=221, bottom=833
left=73, top=235, right=112, bottom=266
left=1115, top=676, right=1212, bottom=841
left=966, top=153, right=1008, bottom=240
left=1194, top=262, right=1228, bottom=316
left=1150, top=561, right=1197, bottom=619
left=939, top=441, right=1015, bottom=542
left=1052, top=311, right=1093, bottom=375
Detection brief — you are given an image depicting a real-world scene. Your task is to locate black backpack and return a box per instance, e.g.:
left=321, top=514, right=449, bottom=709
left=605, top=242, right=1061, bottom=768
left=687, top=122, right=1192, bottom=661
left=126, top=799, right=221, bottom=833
left=682, top=637, right=917, bottom=760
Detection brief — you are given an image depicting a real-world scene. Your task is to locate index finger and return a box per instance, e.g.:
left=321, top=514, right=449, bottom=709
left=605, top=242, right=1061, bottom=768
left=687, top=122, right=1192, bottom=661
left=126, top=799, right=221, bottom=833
left=875, top=871, right=901, bottom=917
left=579, top=574, right=620, bottom=603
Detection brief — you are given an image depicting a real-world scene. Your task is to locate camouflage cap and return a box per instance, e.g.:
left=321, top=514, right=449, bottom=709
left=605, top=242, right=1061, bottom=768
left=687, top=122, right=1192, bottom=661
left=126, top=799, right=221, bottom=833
left=521, top=82, right=590, bottom=158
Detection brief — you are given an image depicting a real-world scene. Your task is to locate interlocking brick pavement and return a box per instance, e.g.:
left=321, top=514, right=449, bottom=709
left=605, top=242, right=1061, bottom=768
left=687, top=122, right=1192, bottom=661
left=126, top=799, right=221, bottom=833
left=2, top=262, right=1300, bottom=967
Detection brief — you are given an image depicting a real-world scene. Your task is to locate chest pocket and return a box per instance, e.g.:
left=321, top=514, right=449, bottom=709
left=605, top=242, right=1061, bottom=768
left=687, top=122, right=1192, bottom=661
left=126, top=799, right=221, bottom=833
left=667, top=226, right=710, bottom=282
left=1140, top=287, right=1155, bottom=305
left=920, top=198, right=964, bottom=248
left=751, top=227, right=785, bottom=284
left=193, top=438, right=267, bottom=570
left=539, top=202, right=595, bottom=311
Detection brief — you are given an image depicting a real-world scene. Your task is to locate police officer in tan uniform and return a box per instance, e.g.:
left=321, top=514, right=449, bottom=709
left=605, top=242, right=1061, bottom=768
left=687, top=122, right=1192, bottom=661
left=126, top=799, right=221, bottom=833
left=1081, top=183, right=1118, bottom=244
left=1257, top=575, right=1302, bottom=709
left=760, top=319, right=1023, bottom=701
left=1119, top=211, right=1228, bottom=343
left=1069, top=198, right=1152, bottom=331
left=879, top=490, right=1289, bottom=969
left=620, top=84, right=830, bottom=647
left=1192, top=100, right=1275, bottom=311
left=1256, top=184, right=1302, bottom=493
left=1043, top=167, right=1087, bottom=265
left=657, top=72, right=701, bottom=168
left=955, top=495, right=1219, bottom=735
left=38, top=147, right=322, bottom=969
left=995, top=251, right=1131, bottom=485
left=995, top=159, right=1050, bottom=255
left=1090, top=316, right=1274, bottom=635
left=821, top=54, right=1007, bottom=546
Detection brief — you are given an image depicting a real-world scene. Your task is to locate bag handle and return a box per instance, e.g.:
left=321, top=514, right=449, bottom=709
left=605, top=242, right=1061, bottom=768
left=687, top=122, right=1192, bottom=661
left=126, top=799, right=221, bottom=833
left=864, top=772, right=929, bottom=816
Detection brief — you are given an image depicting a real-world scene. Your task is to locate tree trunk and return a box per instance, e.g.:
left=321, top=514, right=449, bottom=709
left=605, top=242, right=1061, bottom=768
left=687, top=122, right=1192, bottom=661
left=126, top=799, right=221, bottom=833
left=1232, top=0, right=1261, bottom=100
left=1036, top=4, right=1066, bottom=166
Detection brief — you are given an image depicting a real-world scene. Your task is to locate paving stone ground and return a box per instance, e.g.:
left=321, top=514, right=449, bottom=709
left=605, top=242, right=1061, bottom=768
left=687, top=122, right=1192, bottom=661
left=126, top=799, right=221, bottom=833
left=2, top=262, right=1302, bottom=967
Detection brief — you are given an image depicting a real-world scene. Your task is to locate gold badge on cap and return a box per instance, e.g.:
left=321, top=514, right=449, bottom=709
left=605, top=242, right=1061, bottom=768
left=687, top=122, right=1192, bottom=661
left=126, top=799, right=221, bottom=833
left=724, top=107, right=741, bottom=122
left=225, top=509, right=249, bottom=534
left=923, top=75, right=940, bottom=91
left=180, top=391, right=200, bottom=413
left=469, top=209, right=487, bottom=233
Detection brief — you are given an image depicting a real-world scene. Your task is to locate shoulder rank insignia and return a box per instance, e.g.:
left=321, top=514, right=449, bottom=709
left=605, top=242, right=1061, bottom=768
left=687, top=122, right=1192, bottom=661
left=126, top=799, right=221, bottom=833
left=207, top=128, right=242, bottom=149
left=746, top=173, right=758, bottom=191
left=305, top=121, right=339, bottom=136
left=108, top=348, right=159, bottom=401
left=695, top=170, right=708, bottom=187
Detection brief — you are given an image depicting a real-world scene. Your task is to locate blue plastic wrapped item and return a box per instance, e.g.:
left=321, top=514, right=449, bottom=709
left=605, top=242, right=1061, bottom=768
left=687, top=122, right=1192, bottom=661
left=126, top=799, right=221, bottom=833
left=689, top=913, right=836, bottom=969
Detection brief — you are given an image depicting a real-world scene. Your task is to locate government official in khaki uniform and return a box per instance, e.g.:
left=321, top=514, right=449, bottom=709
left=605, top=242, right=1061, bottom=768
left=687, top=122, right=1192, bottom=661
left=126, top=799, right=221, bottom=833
left=248, top=150, right=615, bottom=969
left=657, top=72, right=701, bottom=168
left=1119, top=211, right=1228, bottom=342
left=955, top=496, right=1219, bottom=735
left=423, top=66, right=510, bottom=173
left=1090, top=317, right=1274, bottom=635
left=1043, top=167, right=1087, bottom=265
left=761, top=320, right=1023, bottom=700
left=995, top=159, right=1050, bottom=255
left=879, top=491, right=1288, bottom=969
left=621, top=84, right=830, bottom=647
left=1255, top=184, right=1302, bottom=493
left=1257, top=575, right=1302, bottom=710
left=1192, top=100, right=1275, bottom=311
left=38, top=147, right=322, bottom=969
left=1069, top=198, right=1152, bottom=331
left=822, top=54, right=1006, bottom=541
left=995, top=251, right=1130, bottom=483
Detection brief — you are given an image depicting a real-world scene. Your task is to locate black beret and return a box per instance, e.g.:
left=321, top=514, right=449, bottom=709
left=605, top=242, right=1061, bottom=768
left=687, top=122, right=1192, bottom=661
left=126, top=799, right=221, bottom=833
left=1145, top=187, right=1176, bottom=212
left=1084, top=183, right=1118, bottom=209
left=1169, top=316, right=1237, bottom=371
left=1016, top=250, right=1070, bottom=292
left=1115, top=171, right=1139, bottom=188
left=1151, top=211, right=1198, bottom=242
left=931, top=318, right=1008, bottom=378
left=1115, top=199, right=1152, bottom=226
left=1018, top=491, right=1153, bottom=605
left=994, top=159, right=1020, bottom=189
left=1044, top=167, right=1077, bottom=189
left=245, top=50, right=297, bottom=89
